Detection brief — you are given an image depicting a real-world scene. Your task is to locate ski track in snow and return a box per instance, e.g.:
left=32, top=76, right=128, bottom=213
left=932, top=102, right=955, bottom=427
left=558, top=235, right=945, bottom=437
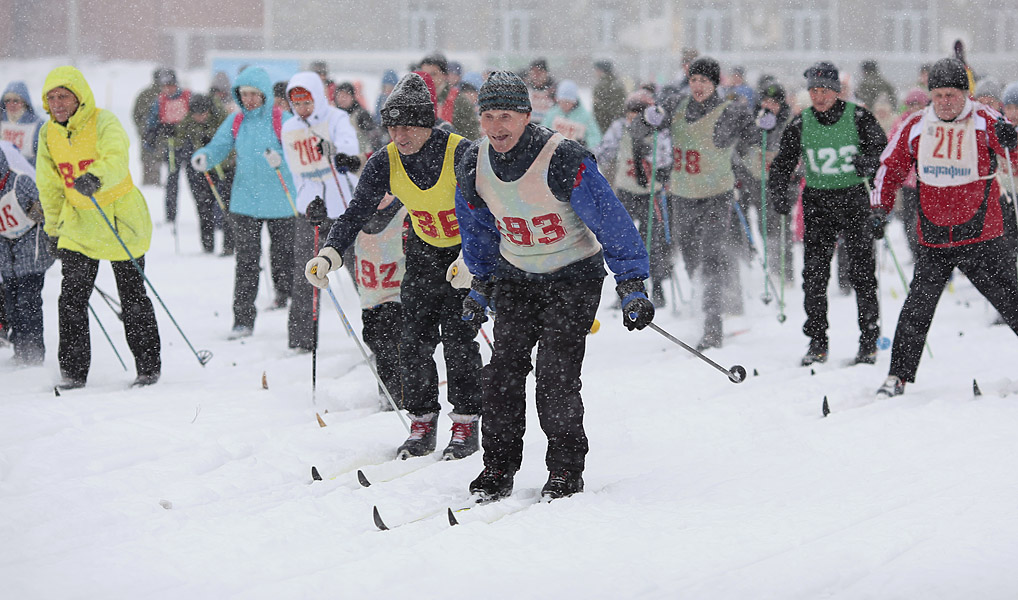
left=3, top=59, right=1018, bottom=599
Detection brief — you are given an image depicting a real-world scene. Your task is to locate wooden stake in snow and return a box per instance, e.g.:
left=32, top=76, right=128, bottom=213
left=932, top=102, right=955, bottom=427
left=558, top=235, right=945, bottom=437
left=262, top=371, right=268, bottom=390
left=316, top=413, right=327, bottom=427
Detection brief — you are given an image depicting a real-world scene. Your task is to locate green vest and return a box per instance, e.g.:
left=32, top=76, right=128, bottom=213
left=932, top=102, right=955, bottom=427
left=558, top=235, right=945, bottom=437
left=670, top=98, right=735, bottom=199
left=800, top=102, right=864, bottom=190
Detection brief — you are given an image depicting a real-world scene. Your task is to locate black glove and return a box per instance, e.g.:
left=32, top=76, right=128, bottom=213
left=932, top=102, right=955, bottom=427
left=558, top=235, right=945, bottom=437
left=853, top=155, right=880, bottom=179
left=617, top=279, right=655, bottom=331
left=769, top=184, right=792, bottom=216
left=47, top=236, right=60, bottom=257
left=461, top=278, right=494, bottom=332
left=995, top=120, right=1018, bottom=151
left=333, top=152, right=361, bottom=172
left=305, top=196, right=328, bottom=226
left=73, top=173, right=101, bottom=197
left=870, top=211, right=887, bottom=240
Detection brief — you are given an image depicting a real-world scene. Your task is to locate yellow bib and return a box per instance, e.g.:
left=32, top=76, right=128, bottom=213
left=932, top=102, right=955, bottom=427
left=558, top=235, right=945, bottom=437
left=387, top=133, right=463, bottom=247
left=46, top=109, right=135, bottom=210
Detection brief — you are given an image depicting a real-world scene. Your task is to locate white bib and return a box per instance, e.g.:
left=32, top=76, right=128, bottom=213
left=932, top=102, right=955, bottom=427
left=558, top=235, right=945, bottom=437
left=282, top=123, right=333, bottom=180
left=0, top=187, right=35, bottom=239
left=549, top=115, right=588, bottom=144
left=916, top=104, right=988, bottom=187
left=1, top=121, right=37, bottom=161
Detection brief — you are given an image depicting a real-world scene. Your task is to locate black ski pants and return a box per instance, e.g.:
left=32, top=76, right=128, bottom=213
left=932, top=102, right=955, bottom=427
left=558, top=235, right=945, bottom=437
left=889, top=237, right=1018, bottom=382
left=618, top=190, right=672, bottom=284
left=801, top=186, right=879, bottom=346
left=231, top=213, right=295, bottom=329
left=362, top=301, right=403, bottom=407
left=481, top=277, right=601, bottom=475
left=288, top=216, right=333, bottom=351
left=58, top=251, right=161, bottom=382
left=183, top=162, right=219, bottom=253
left=399, top=230, right=481, bottom=417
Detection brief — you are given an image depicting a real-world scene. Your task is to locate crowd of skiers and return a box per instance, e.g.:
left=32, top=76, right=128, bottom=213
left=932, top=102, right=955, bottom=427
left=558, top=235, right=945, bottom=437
left=2, top=47, right=1018, bottom=501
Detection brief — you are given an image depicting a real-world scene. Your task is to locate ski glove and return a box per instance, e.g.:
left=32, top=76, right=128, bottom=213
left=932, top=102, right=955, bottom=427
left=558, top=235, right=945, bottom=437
left=870, top=211, right=887, bottom=240
left=853, top=154, right=881, bottom=179
left=445, top=253, right=473, bottom=289
left=617, top=279, right=655, bottom=331
left=316, top=137, right=336, bottom=159
left=333, top=152, right=362, bottom=172
left=304, top=246, right=343, bottom=289
left=305, top=196, right=328, bottom=226
left=461, top=278, right=494, bottom=331
left=756, top=109, right=777, bottom=131
left=73, top=173, right=101, bottom=197
left=643, top=106, right=665, bottom=128
left=995, top=120, right=1018, bottom=150
left=190, top=153, right=209, bottom=172
left=264, top=148, right=283, bottom=169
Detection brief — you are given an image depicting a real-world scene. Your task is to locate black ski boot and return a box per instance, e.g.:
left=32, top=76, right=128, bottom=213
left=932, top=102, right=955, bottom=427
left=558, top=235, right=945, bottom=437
left=396, top=413, right=438, bottom=459
left=469, top=467, right=514, bottom=502
left=541, top=470, right=584, bottom=500
left=131, top=372, right=160, bottom=387
left=851, top=340, right=878, bottom=365
left=441, top=413, right=479, bottom=460
left=801, top=338, right=828, bottom=366
left=56, top=377, right=86, bottom=391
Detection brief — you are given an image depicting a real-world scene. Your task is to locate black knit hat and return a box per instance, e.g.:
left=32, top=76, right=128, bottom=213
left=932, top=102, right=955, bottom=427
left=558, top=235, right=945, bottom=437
left=189, top=93, right=213, bottom=113
left=688, top=57, right=721, bottom=87
left=380, top=73, right=436, bottom=128
left=760, top=82, right=786, bottom=104
left=928, top=58, right=970, bottom=91
left=804, top=61, right=841, bottom=92
left=478, top=71, right=532, bottom=114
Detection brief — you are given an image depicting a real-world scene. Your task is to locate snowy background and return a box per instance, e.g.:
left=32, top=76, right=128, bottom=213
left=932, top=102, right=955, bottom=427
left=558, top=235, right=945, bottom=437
left=3, top=60, right=1018, bottom=599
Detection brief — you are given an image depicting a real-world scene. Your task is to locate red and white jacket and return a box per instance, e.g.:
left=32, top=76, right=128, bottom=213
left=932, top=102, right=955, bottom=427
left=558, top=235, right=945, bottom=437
left=874, top=99, right=1018, bottom=248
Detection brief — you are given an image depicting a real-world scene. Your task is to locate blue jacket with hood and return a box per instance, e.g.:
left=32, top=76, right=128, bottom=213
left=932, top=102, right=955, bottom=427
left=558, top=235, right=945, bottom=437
left=0, top=81, right=44, bottom=165
left=0, top=141, right=54, bottom=279
left=192, top=67, right=296, bottom=219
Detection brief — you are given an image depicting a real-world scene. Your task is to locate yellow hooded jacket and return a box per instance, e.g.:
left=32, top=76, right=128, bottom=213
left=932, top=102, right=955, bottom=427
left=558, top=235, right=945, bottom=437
left=37, top=66, right=152, bottom=260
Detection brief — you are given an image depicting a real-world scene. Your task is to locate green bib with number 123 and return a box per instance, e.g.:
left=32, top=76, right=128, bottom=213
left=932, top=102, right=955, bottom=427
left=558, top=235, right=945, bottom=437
left=800, top=102, right=863, bottom=190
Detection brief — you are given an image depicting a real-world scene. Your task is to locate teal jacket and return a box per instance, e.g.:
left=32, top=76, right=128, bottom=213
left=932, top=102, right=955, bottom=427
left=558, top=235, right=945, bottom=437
left=193, top=67, right=296, bottom=219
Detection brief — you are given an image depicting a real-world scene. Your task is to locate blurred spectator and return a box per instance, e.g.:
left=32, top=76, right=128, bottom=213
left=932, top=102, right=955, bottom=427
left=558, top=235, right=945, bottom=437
left=374, top=69, right=399, bottom=124
left=975, top=79, right=1003, bottom=112
left=335, top=81, right=385, bottom=154
left=1, top=81, right=44, bottom=166
left=542, top=80, right=601, bottom=149
left=592, top=59, right=626, bottom=135
left=856, top=60, right=896, bottom=109
left=723, top=66, right=755, bottom=106
left=524, top=58, right=556, bottom=125
left=132, top=68, right=164, bottom=185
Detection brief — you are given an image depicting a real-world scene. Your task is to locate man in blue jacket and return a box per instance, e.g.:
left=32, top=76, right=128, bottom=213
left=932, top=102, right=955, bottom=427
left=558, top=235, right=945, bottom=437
left=191, top=67, right=297, bottom=339
left=455, top=71, right=653, bottom=501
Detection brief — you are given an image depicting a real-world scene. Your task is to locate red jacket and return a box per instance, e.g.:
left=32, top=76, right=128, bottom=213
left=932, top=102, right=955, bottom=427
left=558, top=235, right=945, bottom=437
left=874, top=100, right=1018, bottom=248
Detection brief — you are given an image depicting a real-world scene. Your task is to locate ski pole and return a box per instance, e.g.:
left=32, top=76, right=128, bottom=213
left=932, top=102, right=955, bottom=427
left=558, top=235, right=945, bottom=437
left=271, top=162, right=300, bottom=217
left=312, top=224, right=320, bottom=405
left=733, top=198, right=783, bottom=305
left=203, top=171, right=228, bottom=213
left=328, top=162, right=350, bottom=211
left=86, top=194, right=213, bottom=366
left=479, top=325, right=494, bottom=352
left=88, top=301, right=128, bottom=371
left=778, top=215, right=787, bottom=323
left=93, top=284, right=122, bottom=319
left=760, top=128, right=771, bottom=304
left=324, top=283, right=410, bottom=433
left=644, top=322, right=746, bottom=383
left=645, top=135, right=659, bottom=256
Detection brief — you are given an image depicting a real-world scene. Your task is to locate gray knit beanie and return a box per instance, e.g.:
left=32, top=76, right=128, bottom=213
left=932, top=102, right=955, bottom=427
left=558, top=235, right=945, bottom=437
left=478, top=71, right=532, bottom=114
left=380, top=73, right=435, bottom=128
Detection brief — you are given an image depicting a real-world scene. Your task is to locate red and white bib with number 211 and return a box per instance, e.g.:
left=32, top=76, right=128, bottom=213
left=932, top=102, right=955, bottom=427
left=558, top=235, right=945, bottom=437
left=916, top=102, right=987, bottom=187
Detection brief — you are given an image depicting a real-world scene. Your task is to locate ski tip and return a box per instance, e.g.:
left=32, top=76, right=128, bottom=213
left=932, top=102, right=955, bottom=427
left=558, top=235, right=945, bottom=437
left=53, top=386, right=61, bottom=397
left=822, top=396, right=830, bottom=417
left=372, top=506, right=389, bottom=531
left=447, top=507, right=459, bottom=526
left=810, top=368, right=816, bottom=376
left=753, top=368, right=759, bottom=377
left=311, top=466, right=322, bottom=481
left=973, top=379, right=982, bottom=397
left=357, top=469, right=371, bottom=487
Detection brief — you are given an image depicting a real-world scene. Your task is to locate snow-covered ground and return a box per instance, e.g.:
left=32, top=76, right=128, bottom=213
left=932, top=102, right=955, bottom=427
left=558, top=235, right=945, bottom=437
left=3, top=60, right=1018, bottom=599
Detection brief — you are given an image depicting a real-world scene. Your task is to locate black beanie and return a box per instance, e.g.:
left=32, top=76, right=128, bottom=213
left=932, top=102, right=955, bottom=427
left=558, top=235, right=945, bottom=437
left=380, top=73, right=435, bottom=128
left=189, top=93, right=213, bottom=113
left=804, top=61, right=841, bottom=92
left=928, top=58, right=970, bottom=91
left=478, top=71, right=532, bottom=114
left=688, top=57, right=721, bottom=87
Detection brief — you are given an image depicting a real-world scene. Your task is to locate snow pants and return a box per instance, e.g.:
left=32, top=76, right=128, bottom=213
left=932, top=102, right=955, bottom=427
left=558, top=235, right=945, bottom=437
left=481, top=277, right=601, bottom=475
left=618, top=190, right=672, bottom=284
left=362, top=301, right=404, bottom=407
left=889, top=237, right=1018, bottom=382
left=4, top=272, right=46, bottom=364
left=183, top=162, right=219, bottom=253
left=801, top=186, right=879, bottom=347
left=231, top=214, right=295, bottom=330
left=58, top=251, right=161, bottom=382
left=398, top=230, right=481, bottom=417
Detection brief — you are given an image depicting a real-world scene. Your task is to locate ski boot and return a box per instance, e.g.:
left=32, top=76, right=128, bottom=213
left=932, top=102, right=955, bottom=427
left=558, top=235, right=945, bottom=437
left=131, top=372, right=160, bottom=387
left=541, top=470, right=584, bottom=500
left=396, top=413, right=438, bottom=459
left=441, top=413, right=479, bottom=460
left=875, top=375, right=905, bottom=398
left=851, top=340, right=878, bottom=365
left=469, top=467, right=514, bottom=502
left=801, top=338, right=828, bottom=366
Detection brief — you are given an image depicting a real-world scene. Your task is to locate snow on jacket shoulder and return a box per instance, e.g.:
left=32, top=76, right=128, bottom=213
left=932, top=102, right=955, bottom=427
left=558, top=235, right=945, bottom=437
left=281, top=71, right=358, bottom=218
left=193, top=67, right=297, bottom=219
left=36, top=66, right=152, bottom=261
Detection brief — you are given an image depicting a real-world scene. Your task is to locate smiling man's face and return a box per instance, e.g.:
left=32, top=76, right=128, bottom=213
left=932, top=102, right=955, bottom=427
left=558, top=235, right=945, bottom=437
left=480, top=109, right=531, bottom=153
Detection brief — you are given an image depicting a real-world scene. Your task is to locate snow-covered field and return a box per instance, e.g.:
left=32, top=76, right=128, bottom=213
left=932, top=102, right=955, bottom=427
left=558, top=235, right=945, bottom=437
left=3, top=60, right=1018, bottom=599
